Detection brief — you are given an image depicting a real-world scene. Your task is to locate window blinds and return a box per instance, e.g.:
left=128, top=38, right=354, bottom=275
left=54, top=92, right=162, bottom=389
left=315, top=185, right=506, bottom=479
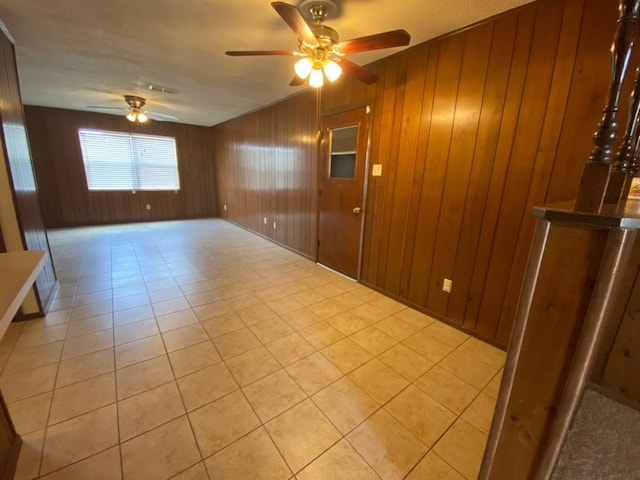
left=78, top=129, right=180, bottom=191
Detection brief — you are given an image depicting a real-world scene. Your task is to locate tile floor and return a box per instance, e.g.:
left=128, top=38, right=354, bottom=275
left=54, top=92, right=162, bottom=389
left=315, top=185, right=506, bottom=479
left=1, top=219, right=505, bottom=479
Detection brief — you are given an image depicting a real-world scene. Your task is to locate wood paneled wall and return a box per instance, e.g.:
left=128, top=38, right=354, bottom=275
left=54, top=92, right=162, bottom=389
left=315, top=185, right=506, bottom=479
left=0, top=30, right=57, bottom=312
left=214, top=92, right=319, bottom=257
left=25, top=106, right=218, bottom=227
left=213, top=0, right=619, bottom=346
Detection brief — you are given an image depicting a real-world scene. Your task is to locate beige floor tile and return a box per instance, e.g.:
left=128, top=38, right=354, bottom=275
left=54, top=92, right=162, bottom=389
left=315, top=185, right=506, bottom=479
left=291, top=289, right=326, bottom=307
left=406, top=451, right=465, bottom=480
left=113, top=293, right=151, bottom=312
left=457, top=337, right=506, bottom=370
left=347, top=409, right=427, bottom=480
left=186, top=289, right=222, bottom=307
left=0, top=323, right=23, bottom=356
left=70, top=300, right=113, bottom=321
left=153, top=297, right=192, bottom=317
left=172, top=462, right=209, bottom=479
left=286, top=352, right=343, bottom=395
left=266, top=332, right=315, bottom=366
left=118, top=381, right=185, bottom=441
left=193, top=300, right=232, bottom=321
left=265, top=399, right=341, bottom=473
left=265, top=296, right=304, bottom=316
left=117, top=354, right=174, bottom=400
left=121, top=416, right=201, bottom=480
left=392, top=308, right=436, bottom=329
left=8, top=391, right=52, bottom=435
left=177, top=362, right=238, bottom=411
left=433, top=419, right=487, bottom=480
left=423, top=321, right=470, bottom=347
left=312, top=377, right=378, bottom=435
left=162, top=323, right=209, bottom=352
left=368, top=297, right=406, bottom=315
left=155, top=309, right=199, bottom=333
left=73, top=289, right=113, bottom=307
left=225, top=346, right=281, bottom=386
left=201, top=312, right=244, bottom=338
left=249, top=317, right=294, bottom=344
left=438, top=349, right=499, bottom=390
left=15, top=324, right=68, bottom=349
left=13, top=429, right=45, bottom=480
left=62, top=329, right=113, bottom=360
left=378, top=344, right=433, bottom=382
left=332, top=292, right=367, bottom=309
left=179, top=281, right=212, bottom=296
left=243, top=369, right=307, bottom=422
left=49, top=372, right=116, bottom=424
left=321, top=338, right=373, bottom=374
left=349, top=326, right=398, bottom=356
left=168, top=340, right=221, bottom=378
left=226, top=293, right=263, bottom=312
left=314, top=283, right=348, bottom=299
left=307, top=299, right=350, bottom=320
left=326, top=311, right=371, bottom=336
left=350, top=304, right=390, bottom=324
left=483, top=369, right=503, bottom=399
left=297, top=439, right=379, bottom=480
left=0, top=363, right=57, bottom=402
left=115, top=334, right=166, bottom=369
left=40, top=446, right=122, bottom=480
left=66, top=313, right=113, bottom=338
left=190, top=390, right=260, bottom=457
left=461, top=392, right=496, bottom=434
left=403, top=330, right=456, bottom=364
left=414, top=366, right=479, bottom=415
left=375, top=316, right=422, bottom=341
left=204, top=427, right=291, bottom=479
left=112, top=304, right=155, bottom=326
left=41, top=404, right=119, bottom=475
left=56, top=348, right=114, bottom=388
left=114, top=318, right=159, bottom=345
left=385, top=385, right=456, bottom=447
left=4, top=341, right=63, bottom=374
left=280, top=307, right=323, bottom=331
left=299, top=321, right=345, bottom=349
left=236, top=303, right=278, bottom=326
left=212, top=327, right=261, bottom=359
left=349, top=359, right=409, bottom=404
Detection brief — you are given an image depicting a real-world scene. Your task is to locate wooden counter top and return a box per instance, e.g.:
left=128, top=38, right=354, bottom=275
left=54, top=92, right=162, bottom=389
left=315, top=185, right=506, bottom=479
left=0, top=250, right=45, bottom=339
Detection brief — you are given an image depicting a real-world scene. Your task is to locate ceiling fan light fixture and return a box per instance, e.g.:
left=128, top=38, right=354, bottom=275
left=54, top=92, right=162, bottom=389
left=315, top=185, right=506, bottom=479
left=126, top=111, right=137, bottom=122
left=309, top=67, right=324, bottom=88
left=137, top=112, right=149, bottom=123
left=294, top=57, right=313, bottom=79
left=323, top=60, right=341, bottom=82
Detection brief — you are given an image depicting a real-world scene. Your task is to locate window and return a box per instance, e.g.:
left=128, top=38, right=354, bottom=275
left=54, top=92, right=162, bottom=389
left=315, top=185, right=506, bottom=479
left=78, top=129, right=180, bottom=191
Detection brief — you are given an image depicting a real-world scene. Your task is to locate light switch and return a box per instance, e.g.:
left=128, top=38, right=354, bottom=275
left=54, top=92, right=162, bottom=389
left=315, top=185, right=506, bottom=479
left=372, top=164, right=382, bottom=176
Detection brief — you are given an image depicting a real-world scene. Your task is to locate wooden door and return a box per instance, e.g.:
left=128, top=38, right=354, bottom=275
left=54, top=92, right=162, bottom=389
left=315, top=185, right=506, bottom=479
left=318, top=107, right=369, bottom=278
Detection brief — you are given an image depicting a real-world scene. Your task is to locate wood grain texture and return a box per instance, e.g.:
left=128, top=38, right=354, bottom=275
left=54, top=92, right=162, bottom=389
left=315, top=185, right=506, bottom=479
left=25, top=106, right=218, bottom=227
left=213, top=0, right=618, bottom=346
left=0, top=32, right=56, bottom=312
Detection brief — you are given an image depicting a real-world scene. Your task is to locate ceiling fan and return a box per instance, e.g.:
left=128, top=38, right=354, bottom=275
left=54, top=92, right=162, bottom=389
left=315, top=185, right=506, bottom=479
left=226, top=1, right=410, bottom=88
left=87, top=95, right=179, bottom=123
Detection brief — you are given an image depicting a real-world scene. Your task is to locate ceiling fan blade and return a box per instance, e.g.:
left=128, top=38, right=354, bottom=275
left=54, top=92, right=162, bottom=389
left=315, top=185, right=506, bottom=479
left=86, top=105, right=123, bottom=110
left=289, top=75, right=305, bottom=87
left=226, top=50, right=297, bottom=56
left=338, top=29, right=411, bottom=54
left=338, top=58, right=378, bottom=84
left=271, top=2, right=317, bottom=46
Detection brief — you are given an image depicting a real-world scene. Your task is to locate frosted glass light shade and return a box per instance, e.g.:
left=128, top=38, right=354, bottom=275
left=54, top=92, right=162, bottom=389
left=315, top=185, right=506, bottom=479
left=294, top=57, right=313, bottom=79
left=323, top=60, right=342, bottom=82
left=126, top=111, right=136, bottom=122
left=309, top=68, right=324, bottom=88
left=137, top=112, right=148, bottom=123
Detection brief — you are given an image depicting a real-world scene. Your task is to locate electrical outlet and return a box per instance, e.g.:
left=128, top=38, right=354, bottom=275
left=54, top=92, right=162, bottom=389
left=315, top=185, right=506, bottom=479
left=273, top=221, right=277, bottom=230
left=223, top=204, right=227, bottom=211
left=442, top=278, right=452, bottom=293
left=145, top=204, right=151, bottom=210
left=264, top=217, right=267, bottom=224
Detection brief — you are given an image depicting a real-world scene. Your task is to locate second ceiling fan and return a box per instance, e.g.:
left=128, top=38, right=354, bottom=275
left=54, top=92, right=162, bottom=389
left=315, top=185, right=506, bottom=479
left=226, top=1, right=410, bottom=88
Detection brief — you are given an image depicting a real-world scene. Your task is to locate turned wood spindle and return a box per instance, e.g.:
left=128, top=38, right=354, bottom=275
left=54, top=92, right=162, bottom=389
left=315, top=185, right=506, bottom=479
left=590, top=0, right=639, bottom=164
left=615, top=66, right=640, bottom=172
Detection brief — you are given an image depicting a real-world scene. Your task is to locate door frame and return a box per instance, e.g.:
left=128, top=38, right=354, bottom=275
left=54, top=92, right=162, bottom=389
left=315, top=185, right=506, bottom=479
left=316, top=102, right=373, bottom=280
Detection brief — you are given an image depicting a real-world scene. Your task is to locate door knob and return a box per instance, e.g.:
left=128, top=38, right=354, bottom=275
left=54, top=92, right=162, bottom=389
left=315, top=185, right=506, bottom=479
left=353, top=207, right=362, bottom=214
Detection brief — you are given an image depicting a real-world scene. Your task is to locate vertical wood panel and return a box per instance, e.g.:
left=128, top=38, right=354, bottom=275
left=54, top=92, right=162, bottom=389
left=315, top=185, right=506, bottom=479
left=0, top=32, right=56, bottom=311
left=25, top=106, right=218, bottom=227
left=213, top=0, right=619, bottom=346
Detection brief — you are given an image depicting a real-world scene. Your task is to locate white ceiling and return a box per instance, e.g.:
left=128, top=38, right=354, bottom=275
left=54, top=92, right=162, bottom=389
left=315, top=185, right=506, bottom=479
left=0, top=0, right=535, bottom=127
